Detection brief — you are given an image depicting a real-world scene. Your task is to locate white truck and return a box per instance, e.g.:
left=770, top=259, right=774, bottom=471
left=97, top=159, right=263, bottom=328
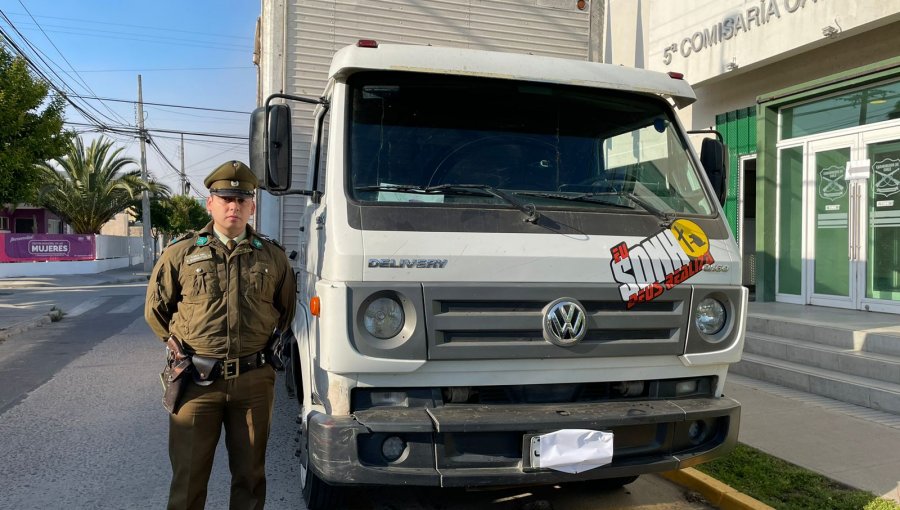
left=250, top=38, right=747, bottom=508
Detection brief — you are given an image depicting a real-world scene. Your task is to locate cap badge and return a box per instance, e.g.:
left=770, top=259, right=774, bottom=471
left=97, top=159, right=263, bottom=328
left=230, top=180, right=239, bottom=187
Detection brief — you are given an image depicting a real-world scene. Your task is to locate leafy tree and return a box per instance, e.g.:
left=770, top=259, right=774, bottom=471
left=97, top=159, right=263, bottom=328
left=36, top=136, right=170, bottom=233
left=0, top=46, right=70, bottom=205
left=150, top=194, right=209, bottom=238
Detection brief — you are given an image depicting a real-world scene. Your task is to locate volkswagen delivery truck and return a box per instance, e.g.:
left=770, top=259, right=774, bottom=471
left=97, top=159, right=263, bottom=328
left=250, top=40, right=746, bottom=509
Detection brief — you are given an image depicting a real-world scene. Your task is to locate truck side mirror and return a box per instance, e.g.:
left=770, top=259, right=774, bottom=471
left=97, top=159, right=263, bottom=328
left=250, top=104, right=293, bottom=192
left=700, top=137, right=728, bottom=206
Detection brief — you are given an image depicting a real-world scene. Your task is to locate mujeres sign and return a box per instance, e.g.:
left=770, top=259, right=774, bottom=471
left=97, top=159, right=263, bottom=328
left=0, top=234, right=95, bottom=262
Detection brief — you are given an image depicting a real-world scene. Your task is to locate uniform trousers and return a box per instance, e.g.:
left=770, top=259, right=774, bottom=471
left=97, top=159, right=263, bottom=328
left=167, top=364, right=276, bottom=510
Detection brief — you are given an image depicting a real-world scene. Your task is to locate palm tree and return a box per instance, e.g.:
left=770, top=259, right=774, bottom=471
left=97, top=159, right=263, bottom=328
left=36, top=136, right=170, bottom=234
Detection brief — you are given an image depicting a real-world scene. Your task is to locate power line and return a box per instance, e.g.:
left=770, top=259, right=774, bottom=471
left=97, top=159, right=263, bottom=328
left=12, top=23, right=249, bottom=52
left=144, top=105, right=248, bottom=123
left=143, top=133, right=247, bottom=148
left=0, top=11, right=123, bottom=128
left=182, top=144, right=248, bottom=171
left=1, top=9, right=249, bottom=195
left=14, top=1, right=130, bottom=126
left=64, top=121, right=248, bottom=140
left=64, top=65, right=254, bottom=73
left=145, top=127, right=248, bottom=140
left=2, top=11, right=253, bottom=42
left=148, top=137, right=207, bottom=197
left=70, top=94, right=252, bottom=115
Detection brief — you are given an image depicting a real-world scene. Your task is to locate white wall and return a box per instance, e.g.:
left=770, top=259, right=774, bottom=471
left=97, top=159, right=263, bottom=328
left=0, top=257, right=137, bottom=278
left=0, top=235, right=143, bottom=278
left=645, top=0, right=900, bottom=85
left=606, top=1, right=900, bottom=130
left=691, top=20, right=900, bottom=130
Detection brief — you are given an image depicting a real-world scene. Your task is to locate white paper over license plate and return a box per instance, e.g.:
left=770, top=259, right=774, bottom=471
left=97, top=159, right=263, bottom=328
left=529, top=429, right=614, bottom=474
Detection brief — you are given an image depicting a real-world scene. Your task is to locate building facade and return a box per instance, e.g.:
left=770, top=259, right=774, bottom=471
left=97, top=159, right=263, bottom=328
left=0, top=205, right=65, bottom=234
left=609, top=0, right=900, bottom=313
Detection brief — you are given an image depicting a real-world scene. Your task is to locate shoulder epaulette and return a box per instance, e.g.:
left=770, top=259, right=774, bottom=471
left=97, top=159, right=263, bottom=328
left=168, top=231, right=195, bottom=246
left=257, top=234, right=284, bottom=250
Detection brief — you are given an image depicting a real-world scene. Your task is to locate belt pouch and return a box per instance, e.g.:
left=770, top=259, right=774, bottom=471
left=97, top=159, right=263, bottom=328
left=191, top=355, right=220, bottom=386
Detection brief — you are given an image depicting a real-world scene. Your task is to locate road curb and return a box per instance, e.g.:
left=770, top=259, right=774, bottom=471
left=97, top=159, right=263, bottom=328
left=0, top=314, right=52, bottom=343
left=661, top=468, right=774, bottom=510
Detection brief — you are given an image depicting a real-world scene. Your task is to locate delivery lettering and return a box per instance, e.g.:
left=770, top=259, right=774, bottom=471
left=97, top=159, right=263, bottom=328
left=610, top=219, right=714, bottom=309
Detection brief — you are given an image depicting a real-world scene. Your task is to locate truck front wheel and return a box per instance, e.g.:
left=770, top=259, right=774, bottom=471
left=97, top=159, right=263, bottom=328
left=285, top=341, right=302, bottom=402
left=299, top=425, right=343, bottom=509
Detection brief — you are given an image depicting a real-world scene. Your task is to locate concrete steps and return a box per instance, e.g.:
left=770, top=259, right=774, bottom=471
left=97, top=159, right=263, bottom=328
left=733, top=310, right=900, bottom=415
left=742, top=331, right=900, bottom=385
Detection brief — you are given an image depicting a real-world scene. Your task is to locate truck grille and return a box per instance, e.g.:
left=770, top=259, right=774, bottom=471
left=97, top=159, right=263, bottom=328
left=423, top=284, right=690, bottom=360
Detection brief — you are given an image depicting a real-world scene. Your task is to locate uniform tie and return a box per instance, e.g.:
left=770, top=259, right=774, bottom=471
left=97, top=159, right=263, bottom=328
left=225, top=240, right=236, bottom=252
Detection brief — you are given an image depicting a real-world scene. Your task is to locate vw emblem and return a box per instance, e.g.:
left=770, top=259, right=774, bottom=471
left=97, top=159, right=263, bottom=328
left=542, top=298, right=588, bottom=347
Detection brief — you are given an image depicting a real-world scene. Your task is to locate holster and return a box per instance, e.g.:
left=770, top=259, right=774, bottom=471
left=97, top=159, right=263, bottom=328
left=160, top=335, right=192, bottom=414
left=267, top=329, right=286, bottom=371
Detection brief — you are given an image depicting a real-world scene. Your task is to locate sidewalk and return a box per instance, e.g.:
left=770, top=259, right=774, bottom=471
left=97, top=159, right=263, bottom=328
left=0, top=264, right=149, bottom=342
left=727, top=373, right=900, bottom=503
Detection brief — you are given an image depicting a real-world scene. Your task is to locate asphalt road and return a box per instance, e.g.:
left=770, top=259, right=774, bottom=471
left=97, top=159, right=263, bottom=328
left=0, top=281, right=712, bottom=509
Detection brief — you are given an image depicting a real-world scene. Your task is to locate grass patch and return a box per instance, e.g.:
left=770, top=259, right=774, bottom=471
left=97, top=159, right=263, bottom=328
left=695, top=443, right=898, bottom=510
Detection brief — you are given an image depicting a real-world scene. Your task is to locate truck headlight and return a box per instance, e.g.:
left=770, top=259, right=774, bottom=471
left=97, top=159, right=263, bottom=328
left=363, top=297, right=404, bottom=339
left=694, top=297, right=726, bottom=335
left=684, top=287, right=745, bottom=356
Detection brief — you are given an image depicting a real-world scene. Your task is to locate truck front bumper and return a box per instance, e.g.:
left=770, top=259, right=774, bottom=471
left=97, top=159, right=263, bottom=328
left=306, top=396, right=740, bottom=487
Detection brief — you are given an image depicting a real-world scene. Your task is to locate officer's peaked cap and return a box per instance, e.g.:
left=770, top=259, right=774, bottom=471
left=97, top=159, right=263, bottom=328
left=204, top=160, right=258, bottom=197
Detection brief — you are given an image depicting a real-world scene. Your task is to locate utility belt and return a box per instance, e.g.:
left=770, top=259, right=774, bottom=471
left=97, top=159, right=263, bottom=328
left=191, top=350, right=269, bottom=385
left=162, top=336, right=275, bottom=414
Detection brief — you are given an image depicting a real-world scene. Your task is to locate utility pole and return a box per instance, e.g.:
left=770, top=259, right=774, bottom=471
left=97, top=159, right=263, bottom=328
left=137, top=75, right=153, bottom=272
left=180, top=133, right=188, bottom=195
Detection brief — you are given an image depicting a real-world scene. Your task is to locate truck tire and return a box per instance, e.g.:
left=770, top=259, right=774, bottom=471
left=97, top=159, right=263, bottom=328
left=301, top=467, right=343, bottom=510
left=299, top=428, right=344, bottom=509
left=285, top=342, right=302, bottom=402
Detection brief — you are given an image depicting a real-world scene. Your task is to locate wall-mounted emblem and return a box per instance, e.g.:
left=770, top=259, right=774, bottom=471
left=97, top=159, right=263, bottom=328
left=817, top=165, right=847, bottom=201
left=873, top=158, right=900, bottom=197
left=610, top=219, right=714, bottom=309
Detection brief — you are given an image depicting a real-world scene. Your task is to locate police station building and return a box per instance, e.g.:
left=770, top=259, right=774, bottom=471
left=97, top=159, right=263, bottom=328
left=607, top=0, right=900, bottom=313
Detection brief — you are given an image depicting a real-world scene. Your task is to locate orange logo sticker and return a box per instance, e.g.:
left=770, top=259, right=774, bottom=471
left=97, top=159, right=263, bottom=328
left=670, top=219, right=709, bottom=258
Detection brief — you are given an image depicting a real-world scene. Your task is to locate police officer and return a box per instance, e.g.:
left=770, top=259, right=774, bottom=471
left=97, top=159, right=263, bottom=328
left=145, top=160, right=296, bottom=510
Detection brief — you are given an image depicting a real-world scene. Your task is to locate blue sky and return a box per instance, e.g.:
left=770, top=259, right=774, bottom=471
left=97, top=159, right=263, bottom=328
left=0, top=0, right=260, bottom=196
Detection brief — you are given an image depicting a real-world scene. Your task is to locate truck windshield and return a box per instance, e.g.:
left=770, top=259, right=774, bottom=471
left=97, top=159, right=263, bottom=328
left=347, top=72, right=714, bottom=217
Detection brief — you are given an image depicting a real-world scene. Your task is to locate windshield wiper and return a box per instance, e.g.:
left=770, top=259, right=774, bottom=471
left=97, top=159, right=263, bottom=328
left=426, top=184, right=540, bottom=223
left=355, top=184, right=428, bottom=193
left=617, top=191, right=675, bottom=226
left=513, top=190, right=674, bottom=225
left=355, top=184, right=540, bottom=223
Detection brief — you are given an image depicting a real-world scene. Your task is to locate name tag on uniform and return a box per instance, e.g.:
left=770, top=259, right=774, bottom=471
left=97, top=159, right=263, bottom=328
left=186, top=251, right=213, bottom=265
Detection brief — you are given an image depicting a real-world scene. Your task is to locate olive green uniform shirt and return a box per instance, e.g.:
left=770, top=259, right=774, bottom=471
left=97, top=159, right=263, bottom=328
left=145, top=221, right=296, bottom=358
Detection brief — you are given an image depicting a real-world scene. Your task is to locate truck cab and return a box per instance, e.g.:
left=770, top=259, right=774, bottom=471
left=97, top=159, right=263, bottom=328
left=251, top=42, right=745, bottom=509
